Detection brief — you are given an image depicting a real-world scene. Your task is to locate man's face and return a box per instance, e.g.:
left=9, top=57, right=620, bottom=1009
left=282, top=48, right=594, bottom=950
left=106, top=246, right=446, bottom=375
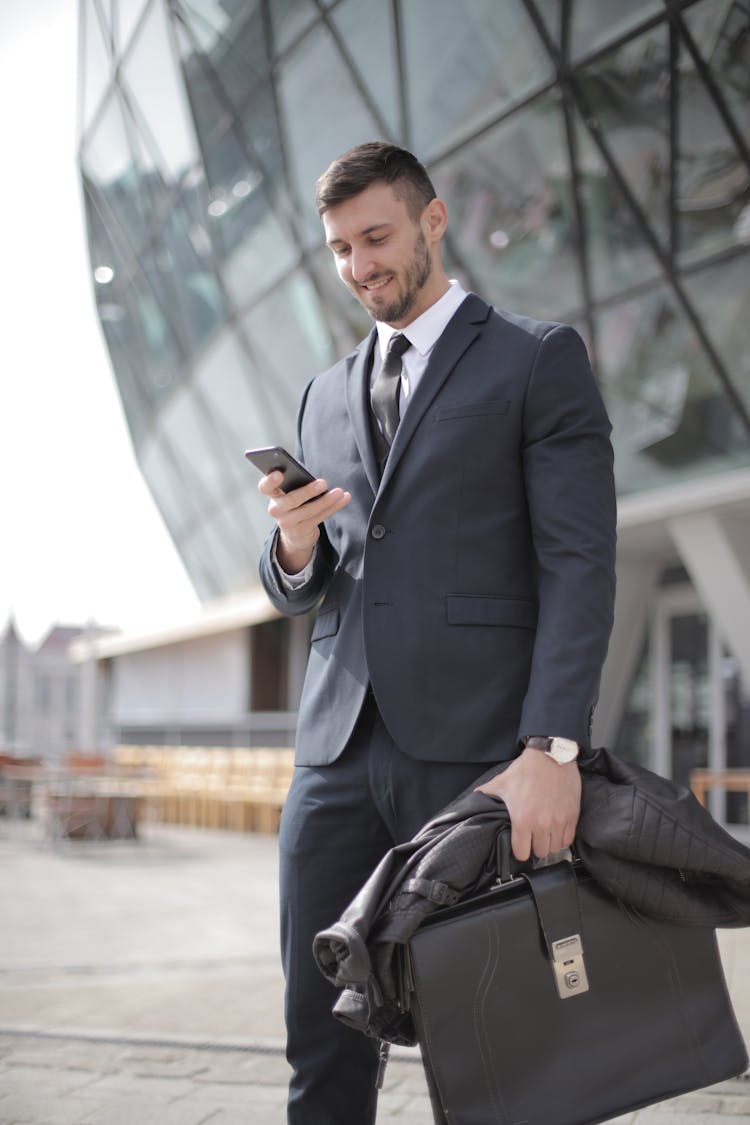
left=323, top=181, right=441, bottom=327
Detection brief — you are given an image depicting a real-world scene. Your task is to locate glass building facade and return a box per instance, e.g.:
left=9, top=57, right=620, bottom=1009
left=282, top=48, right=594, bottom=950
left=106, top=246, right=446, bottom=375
left=78, top=0, right=750, bottom=604
left=77, top=1, right=750, bottom=820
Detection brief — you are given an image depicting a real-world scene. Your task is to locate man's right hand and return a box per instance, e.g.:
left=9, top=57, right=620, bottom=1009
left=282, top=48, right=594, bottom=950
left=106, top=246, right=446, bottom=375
left=258, top=471, right=351, bottom=574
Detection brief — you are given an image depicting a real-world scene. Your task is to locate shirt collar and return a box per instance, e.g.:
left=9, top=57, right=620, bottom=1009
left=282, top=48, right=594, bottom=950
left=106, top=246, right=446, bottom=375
left=376, top=280, right=468, bottom=359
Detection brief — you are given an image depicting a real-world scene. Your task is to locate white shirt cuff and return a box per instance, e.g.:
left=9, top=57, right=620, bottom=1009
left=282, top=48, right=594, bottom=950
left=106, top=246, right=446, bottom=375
left=272, top=537, right=316, bottom=589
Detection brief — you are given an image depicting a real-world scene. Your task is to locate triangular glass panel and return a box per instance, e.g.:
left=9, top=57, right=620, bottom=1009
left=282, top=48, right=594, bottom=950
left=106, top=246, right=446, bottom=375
left=121, top=0, right=199, bottom=185
left=431, top=95, right=585, bottom=323
left=573, top=109, right=664, bottom=301
left=682, top=255, right=750, bottom=419
left=276, top=23, right=380, bottom=243
left=176, top=0, right=268, bottom=123
left=595, top=286, right=750, bottom=495
left=269, top=0, right=319, bottom=54
left=528, top=0, right=562, bottom=49
left=677, top=3, right=750, bottom=264
left=570, top=0, right=663, bottom=62
left=115, top=0, right=149, bottom=52
left=80, top=88, right=152, bottom=258
left=574, top=21, right=671, bottom=252
left=81, top=0, right=115, bottom=128
left=402, top=0, right=554, bottom=161
left=330, top=0, right=400, bottom=138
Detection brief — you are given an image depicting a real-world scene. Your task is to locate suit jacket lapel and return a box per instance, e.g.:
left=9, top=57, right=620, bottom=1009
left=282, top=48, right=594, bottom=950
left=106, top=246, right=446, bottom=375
left=380, top=294, right=491, bottom=490
left=345, top=328, right=380, bottom=495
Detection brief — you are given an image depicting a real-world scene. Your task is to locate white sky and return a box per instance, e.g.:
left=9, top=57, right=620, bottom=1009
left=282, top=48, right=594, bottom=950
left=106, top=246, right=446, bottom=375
left=0, top=1, right=201, bottom=647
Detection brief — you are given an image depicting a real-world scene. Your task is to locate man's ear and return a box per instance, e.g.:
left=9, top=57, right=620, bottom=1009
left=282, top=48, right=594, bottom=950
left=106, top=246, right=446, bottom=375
left=422, top=197, right=448, bottom=243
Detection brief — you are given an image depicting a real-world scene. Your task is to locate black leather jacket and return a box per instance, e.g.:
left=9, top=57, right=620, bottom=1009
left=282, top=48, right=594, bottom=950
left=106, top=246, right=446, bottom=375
left=313, top=747, right=750, bottom=1045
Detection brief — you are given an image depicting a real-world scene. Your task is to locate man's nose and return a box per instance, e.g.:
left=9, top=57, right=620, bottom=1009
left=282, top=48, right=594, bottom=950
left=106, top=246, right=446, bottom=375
left=350, top=248, right=376, bottom=284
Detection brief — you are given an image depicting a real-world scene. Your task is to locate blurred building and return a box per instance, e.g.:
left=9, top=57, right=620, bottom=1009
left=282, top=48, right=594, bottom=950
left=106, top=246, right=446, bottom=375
left=0, top=618, right=91, bottom=761
left=74, top=1, right=750, bottom=829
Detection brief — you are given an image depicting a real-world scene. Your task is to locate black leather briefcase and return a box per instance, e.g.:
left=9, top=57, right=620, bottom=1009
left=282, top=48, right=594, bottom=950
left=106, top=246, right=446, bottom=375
left=406, top=860, right=748, bottom=1125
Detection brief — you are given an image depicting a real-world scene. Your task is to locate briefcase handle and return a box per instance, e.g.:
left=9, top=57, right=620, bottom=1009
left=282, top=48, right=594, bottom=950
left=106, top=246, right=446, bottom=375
left=524, top=862, right=590, bottom=1000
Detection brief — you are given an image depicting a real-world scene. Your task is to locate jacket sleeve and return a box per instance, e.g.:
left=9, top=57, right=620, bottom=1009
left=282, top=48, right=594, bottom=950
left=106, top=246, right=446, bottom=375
left=517, top=324, right=617, bottom=748
left=258, top=380, right=339, bottom=617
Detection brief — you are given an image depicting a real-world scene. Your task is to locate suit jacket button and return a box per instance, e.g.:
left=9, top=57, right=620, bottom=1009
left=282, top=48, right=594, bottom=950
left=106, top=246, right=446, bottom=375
left=371, top=524, right=386, bottom=540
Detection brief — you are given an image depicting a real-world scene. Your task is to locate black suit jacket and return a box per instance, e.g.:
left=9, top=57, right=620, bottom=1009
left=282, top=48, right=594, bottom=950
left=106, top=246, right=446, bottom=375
left=259, top=294, right=617, bottom=766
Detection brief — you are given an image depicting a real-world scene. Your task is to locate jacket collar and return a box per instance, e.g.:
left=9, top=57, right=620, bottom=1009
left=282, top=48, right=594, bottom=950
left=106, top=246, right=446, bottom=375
left=345, top=293, right=491, bottom=496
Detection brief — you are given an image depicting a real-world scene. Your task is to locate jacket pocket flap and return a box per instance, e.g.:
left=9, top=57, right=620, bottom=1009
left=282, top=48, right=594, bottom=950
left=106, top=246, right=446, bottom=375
left=311, top=608, right=340, bottom=641
left=446, top=595, right=537, bottom=629
left=434, top=399, right=511, bottom=421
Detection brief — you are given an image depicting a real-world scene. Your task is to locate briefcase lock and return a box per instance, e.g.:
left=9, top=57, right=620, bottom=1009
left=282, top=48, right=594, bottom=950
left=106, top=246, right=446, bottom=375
left=551, top=934, right=589, bottom=999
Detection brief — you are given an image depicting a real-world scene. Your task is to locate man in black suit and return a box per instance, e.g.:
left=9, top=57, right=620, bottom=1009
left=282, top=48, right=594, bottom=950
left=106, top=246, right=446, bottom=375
left=258, top=141, right=617, bottom=1124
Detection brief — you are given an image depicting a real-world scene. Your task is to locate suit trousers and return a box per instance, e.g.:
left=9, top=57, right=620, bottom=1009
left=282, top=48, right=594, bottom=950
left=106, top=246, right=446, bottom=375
left=278, top=692, right=489, bottom=1125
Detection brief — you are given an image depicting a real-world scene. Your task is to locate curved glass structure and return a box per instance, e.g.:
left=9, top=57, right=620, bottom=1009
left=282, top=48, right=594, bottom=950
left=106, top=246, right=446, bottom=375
left=77, top=0, right=750, bottom=604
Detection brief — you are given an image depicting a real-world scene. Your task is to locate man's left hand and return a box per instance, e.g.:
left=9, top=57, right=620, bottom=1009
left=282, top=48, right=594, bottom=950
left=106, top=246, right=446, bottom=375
left=475, top=747, right=581, bottom=862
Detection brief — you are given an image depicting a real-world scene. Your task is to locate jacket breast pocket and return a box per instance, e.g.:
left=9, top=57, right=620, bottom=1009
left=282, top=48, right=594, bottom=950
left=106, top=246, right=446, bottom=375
left=434, top=399, right=511, bottom=422
left=311, top=608, right=340, bottom=641
left=446, top=595, right=537, bottom=630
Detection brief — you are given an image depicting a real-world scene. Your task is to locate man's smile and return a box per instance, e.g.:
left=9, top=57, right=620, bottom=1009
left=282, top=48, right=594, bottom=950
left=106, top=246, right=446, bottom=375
left=362, top=276, right=393, bottom=292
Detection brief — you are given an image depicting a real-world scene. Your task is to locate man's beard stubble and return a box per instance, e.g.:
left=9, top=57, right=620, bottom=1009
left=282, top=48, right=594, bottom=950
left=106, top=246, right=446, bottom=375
left=358, top=229, right=432, bottom=324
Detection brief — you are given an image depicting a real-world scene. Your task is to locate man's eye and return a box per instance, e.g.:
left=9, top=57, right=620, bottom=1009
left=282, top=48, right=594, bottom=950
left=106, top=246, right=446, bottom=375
left=370, top=236, right=386, bottom=245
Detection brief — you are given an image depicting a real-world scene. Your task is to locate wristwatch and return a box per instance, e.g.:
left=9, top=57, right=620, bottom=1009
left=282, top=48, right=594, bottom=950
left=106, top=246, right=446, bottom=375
left=525, top=735, right=580, bottom=765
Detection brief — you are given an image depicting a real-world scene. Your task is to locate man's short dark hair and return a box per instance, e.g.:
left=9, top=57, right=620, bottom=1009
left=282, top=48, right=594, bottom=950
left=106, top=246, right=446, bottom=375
left=315, top=141, right=436, bottom=221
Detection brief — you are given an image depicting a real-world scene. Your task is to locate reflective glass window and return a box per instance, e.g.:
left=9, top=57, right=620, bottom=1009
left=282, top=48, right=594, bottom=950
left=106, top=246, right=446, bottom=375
left=683, top=0, right=750, bottom=139
left=140, top=434, right=203, bottom=538
left=402, top=0, right=554, bottom=160
left=221, top=198, right=298, bottom=310
left=157, top=204, right=225, bottom=354
left=116, top=0, right=149, bottom=53
left=176, top=0, right=267, bottom=117
left=179, top=528, right=224, bottom=600
left=432, top=98, right=583, bottom=322
left=570, top=0, right=664, bottom=61
left=80, top=90, right=151, bottom=256
left=125, top=256, right=185, bottom=389
left=575, top=114, right=663, bottom=300
left=233, top=486, right=276, bottom=565
left=277, top=24, right=381, bottom=240
left=200, top=87, right=291, bottom=270
left=121, top=0, right=199, bottom=185
left=269, top=0, right=319, bottom=54
left=243, top=271, right=337, bottom=429
left=80, top=0, right=115, bottom=127
left=532, top=0, right=562, bottom=48
left=330, top=0, right=400, bottom=138
left=677, top=5, right=750, bottom=264
left=194, top=332, right=295, bottom=458
left=596, top=288, right=750, bottom=496
left=161, top=383, right=241, bottom=510
left=577, top=24, right=670, bottom=249
left=682, top=255, right=750, bottom=417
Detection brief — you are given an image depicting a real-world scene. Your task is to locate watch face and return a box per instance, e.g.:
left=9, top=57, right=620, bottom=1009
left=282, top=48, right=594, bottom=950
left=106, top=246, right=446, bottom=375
left=548, top=738, right=579, bottom=764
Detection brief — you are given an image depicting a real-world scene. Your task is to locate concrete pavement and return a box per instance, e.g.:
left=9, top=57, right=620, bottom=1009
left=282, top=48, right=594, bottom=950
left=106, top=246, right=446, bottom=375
left=1, top=814, right=748, bottom=1124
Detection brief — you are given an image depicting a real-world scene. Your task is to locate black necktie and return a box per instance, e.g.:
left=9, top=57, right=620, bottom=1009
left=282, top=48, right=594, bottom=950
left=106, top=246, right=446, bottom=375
left=371, top=333, right=411, bottom=449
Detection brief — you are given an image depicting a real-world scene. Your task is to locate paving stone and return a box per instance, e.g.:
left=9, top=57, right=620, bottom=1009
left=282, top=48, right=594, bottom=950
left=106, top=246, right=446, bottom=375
left=0, top=1091, right=103, bottom=1125
left=1, top=821, right=749, bottom=1124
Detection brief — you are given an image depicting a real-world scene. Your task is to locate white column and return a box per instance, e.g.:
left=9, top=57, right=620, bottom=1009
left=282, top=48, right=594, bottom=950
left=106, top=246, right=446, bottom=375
left=668, top=513, right=750, bottom=694
left=593, top=560, right=659, bottom=748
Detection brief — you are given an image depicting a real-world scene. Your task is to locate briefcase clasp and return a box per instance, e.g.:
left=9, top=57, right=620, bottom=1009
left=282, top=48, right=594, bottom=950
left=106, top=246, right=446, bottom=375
left=551, top=934, right=589, bottom=999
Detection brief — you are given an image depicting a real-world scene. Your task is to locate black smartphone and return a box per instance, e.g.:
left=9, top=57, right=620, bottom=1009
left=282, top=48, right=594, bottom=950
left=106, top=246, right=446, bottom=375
left=244, top=446, right=317, bottom=493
